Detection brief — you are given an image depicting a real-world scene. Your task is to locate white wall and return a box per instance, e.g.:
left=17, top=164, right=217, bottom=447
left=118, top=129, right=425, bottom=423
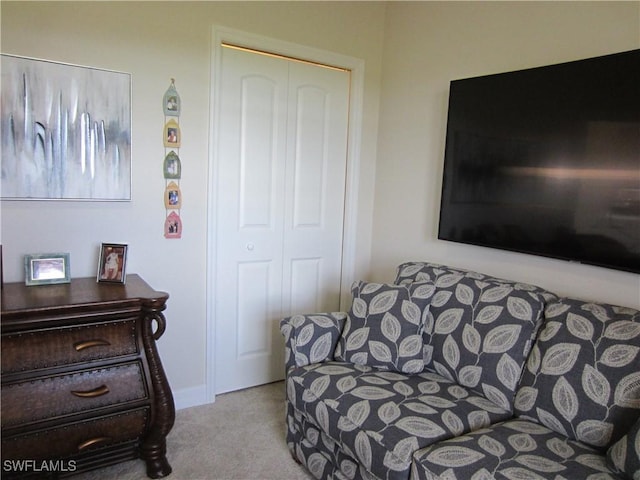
left=0, top=1, right=386, bottom=406
left=372, top=1, right=640, bottom=309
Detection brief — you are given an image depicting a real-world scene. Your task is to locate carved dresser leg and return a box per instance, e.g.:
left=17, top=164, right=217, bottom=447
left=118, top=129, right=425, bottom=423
left=140, top=302, right=176, bottom=478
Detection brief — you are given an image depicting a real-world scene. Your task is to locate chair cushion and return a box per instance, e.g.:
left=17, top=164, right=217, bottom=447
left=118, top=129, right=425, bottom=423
left=334, top=281, right=435, bottom=374
left=422, top=274, right=547, bottom=412
left=412, top=419, right=621, bottom=480
left=287, top=362, right=512, bottom=480
left=515, top=298, right=640, bottom=450
left=607, top=416, right=640, bottom=479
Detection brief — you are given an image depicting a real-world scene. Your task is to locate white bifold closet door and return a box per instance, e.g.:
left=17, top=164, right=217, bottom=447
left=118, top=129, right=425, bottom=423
left=214, top=45, right=350, bottom=394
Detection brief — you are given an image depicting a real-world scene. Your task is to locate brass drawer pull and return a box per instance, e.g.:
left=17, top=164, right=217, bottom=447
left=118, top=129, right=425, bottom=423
left=77, top=436, right=111, bottom=451
left=71, top=384, right=110, bottom=398
left=73, top=339, right=111, bottom=351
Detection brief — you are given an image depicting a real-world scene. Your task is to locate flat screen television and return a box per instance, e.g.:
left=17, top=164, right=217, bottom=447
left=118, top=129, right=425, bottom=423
left=438, top=49, right=640, bottom=274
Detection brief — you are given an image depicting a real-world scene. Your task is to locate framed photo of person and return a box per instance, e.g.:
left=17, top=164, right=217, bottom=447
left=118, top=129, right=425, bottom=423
left=163, top=119, right=181, bottom=148
left=97, top=243, right=128, bottom=283
left=24, top=253, right=71, bottom=286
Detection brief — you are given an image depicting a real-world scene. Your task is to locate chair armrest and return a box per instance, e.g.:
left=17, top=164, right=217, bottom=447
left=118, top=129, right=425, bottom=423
left=280, top=312, right=347, bottom=372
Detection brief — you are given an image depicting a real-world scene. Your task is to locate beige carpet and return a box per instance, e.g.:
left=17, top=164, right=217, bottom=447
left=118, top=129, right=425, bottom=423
left=74, top=381, right=313, bottom=480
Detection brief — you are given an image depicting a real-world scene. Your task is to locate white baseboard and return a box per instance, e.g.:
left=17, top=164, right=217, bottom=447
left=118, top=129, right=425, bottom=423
left=172, top=384, right=211, bottom=410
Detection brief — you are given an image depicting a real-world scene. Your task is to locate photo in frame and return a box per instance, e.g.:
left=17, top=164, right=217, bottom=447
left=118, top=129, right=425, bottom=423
left=97, top=243, right=128, bottom=283
left=24, top=253, right=71, bottom=286
left=163, top=151, right=181, bottom=179
left=163, top=79, right=181, bottom=117
left=1, top=54, right=132, bottom=201
left=164, top=181, right=182, bottom=209
left=163, top=119, right=181, bottom=148
left=164, top=211, right=183, bottom=239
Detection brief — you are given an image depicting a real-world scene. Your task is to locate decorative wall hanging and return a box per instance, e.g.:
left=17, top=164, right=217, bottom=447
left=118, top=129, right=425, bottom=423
left=164, top=181, right=182, bottom=209
left=1, top=54, right=132, bottom=201
left=163, top=119, right=181, bottom=148
left=163, top=151, right=181, bottom=179
left=163, top=80, right=181, bottom=117
left=164, top=212, right=183, bottom=239
left=162, top=79, right=183, bottom=238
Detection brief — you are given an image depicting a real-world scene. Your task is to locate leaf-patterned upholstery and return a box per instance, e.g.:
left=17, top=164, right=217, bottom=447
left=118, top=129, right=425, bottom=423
left=515, top=299, right=640, bottom=449
left=411, top=419, right=625, bottom=480
left=281, top=312, right=347, bottom=373
left=280, top=263, right=639, bottom=480
left=334, top=281, right=436, bottom=373
left=607, top=416, right=640, bottom=479
left=421, top=275, right=548, bottom=413
left=288, top=396, right=396, bottom=480
left=394, top=262, right=558, bottom=304
left=287, top=362, right=512, bottom=480
left=394, top=262, right=557, bottom=412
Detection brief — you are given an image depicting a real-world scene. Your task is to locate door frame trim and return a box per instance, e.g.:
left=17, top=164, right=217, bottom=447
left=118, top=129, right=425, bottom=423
left=206, top=26, right=365, bottom=402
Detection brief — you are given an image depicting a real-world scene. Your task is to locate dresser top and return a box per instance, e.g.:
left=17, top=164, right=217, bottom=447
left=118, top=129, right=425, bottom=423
left=1, top=274, right=168, bottom=326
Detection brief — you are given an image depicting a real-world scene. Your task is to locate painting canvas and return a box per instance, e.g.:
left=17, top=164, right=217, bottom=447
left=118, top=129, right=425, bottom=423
left=1, top=55, right=131, bottom=200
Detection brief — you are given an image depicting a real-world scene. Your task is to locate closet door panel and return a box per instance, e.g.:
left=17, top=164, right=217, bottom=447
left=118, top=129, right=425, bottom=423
left=215, top=46, right=349, bottom=393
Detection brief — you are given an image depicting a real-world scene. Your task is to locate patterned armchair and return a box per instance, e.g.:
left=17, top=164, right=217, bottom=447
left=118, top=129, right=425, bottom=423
left=280, top=263, right=640, bottom=480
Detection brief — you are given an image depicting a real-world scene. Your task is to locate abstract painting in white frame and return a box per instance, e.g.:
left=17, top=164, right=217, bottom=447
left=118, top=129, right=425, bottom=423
left=1, top=54, right=131, bottom=201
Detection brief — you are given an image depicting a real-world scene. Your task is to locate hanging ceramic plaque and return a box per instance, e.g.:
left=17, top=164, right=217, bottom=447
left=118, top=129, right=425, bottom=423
left=163, top=151, right=181, bottom=179
left=163, top=78, right=181, bottom=117
left=164, top=211, right=182, bottom=238
left=163, top=119, right=181, bottom=148
left=164, top=181, right=182, bottom=209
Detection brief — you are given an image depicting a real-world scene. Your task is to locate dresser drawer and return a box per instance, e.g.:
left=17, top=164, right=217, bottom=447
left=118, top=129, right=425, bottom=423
left=1, top=408, right=149, bottom=461
left=1, top=320, right=138, bottom=374
left=2, top=362, right=148, bottom=428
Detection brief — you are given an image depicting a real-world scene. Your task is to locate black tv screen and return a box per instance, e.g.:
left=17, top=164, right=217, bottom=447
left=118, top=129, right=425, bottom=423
left=438, top=49, right=640, bottom=274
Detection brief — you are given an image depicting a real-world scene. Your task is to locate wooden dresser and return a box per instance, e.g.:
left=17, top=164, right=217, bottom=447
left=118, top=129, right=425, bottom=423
left=1, top=275, right=175, bottom=478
